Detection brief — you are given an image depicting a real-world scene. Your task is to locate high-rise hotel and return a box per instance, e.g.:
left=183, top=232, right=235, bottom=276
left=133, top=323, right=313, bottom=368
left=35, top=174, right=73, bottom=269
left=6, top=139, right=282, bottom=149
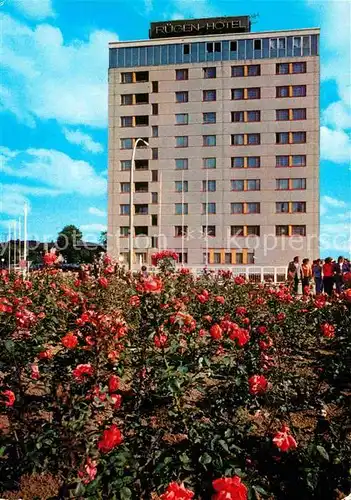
left=107, top=16, right=320, bottom=268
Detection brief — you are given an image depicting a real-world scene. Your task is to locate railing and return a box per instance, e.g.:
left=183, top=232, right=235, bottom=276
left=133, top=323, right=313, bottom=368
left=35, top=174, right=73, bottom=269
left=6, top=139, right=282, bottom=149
left=174, top=266, right=287, bottom=283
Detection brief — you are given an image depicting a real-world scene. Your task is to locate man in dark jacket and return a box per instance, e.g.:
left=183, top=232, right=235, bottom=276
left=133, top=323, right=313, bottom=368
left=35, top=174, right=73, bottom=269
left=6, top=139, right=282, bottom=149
left=334, top=256, right=350, bottom=293
left=287, top=256, right=300, bottom=293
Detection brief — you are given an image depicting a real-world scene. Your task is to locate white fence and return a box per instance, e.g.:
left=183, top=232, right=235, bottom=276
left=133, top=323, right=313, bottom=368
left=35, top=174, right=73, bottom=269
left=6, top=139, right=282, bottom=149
left=164, top=266, right=288, bottom=283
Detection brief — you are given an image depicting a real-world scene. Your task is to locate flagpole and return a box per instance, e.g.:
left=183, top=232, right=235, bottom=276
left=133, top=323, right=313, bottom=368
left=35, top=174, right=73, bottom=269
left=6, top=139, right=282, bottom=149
left=8, top=225, right=11, bottom=272
left=181, top=170, right=185, bottom=267
left=24, top=203, right=28, bottom=276
left=18, top=217, right=22, bottom=264
left=206, top=168, right=209, bottom=266
left=158, top=171, right=162, bottom=250
left=13, top=221, right=17, bottom=270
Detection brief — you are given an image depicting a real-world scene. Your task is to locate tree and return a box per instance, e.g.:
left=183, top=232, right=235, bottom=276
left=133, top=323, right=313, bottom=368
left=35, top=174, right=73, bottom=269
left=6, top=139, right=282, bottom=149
left=57, top=225, right=83, bottom=264
left=99, top=231, right=107, bottom=248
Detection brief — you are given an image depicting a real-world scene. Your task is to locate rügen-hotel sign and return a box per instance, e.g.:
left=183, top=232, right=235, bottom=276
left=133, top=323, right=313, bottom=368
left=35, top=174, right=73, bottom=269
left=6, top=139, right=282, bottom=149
left=149, top=16, right=251, bottom=39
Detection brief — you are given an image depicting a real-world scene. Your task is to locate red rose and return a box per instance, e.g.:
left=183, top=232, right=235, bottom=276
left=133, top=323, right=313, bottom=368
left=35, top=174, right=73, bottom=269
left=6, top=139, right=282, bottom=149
left=104, top=255, right=113, bottom=265
left=235, top=306, right=247, bottom=316
left=199, top=329, right=207, bottom=337
left=98, top=277, right=108, bottom=288
left=30, top=364, right=40, bottom=380
left=344, top=288, right=351, bottom=303
left=129, top=295, right=140, bottom=307
left=97, top=424, right=123, bottom=453
left=1, top=390, right=15, bottom=407
left=72, top=363, right=94, bottom=382
left=110, top=394, right=122, bottom=409
left=154, top=334, right=168, bottom=348
left=248, top=375, right=268, bottom=395
left=38, top=349, right=54, bottom=360
left=108, top=375, right=120, bottom=393
left=259, top=337, right=273, bottom=350
left=257, top=326, right=268, bottom=335
left=273, top=425, right=297, bottom=452
left=276, top=312, right=286, bottom=321
left=212, top=476, right=248, bottom=500
left=160, top=482, right=194, bottom=500
left=61, top=333, right=78, bottom=349
left=210, top=324, right=223, bottom=340
left=343, top=271, right=351, bottom=283
left=321, top=323, right=335, bottom=338
left=215, top=296, right=225, bottom=304
left=143, top=277, right=163, bottom=294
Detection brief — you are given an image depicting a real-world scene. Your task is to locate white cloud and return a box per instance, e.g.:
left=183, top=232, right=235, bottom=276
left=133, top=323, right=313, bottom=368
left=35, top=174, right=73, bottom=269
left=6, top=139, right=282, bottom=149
left=321, top=195, right=347, bottom=209
left=1, top=14, right=118, bottom=127
left=322, top=101, right=351, bottom=131
left=0, top=188, right=30, bottom=217
left=81, top=223, right=107, bottom=232
left=88, top=207, right=107, bottom=217
left=1, top=147, right=106, bottom=196
left=63, top=128, right=104, bottom=154
left=165, top=0, right=218, bottom=20
left=12, top=0, right=55, bottom=20
left=320, top=126, right=351, bottom=163
left=320, top=222, right=351, bottom=255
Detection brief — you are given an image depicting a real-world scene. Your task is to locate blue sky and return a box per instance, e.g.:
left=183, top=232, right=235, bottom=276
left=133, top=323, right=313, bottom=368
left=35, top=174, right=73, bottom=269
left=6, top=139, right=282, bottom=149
left=0, top=0, right=350, bottom=256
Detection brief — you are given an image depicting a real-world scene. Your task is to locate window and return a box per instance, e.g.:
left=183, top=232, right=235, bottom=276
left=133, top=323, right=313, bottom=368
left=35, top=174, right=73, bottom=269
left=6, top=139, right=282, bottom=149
left=247, top=88, right=260, bottom=99
left=278, top=38, right=286, bottom=49
left=236, top=253, right=243, bottom=264
left=292, top=178, right=306, bottom=190
left=152, top=126, right=158, bottom=137
left=203, top=135, right=216, bottom=146
left=276, top=179, right=289, bottom=190
left=231, top=226, right=244, bottom=236
left=276, top=86, right=289, bottom=98
left=276, top=202, right=289, bottom=213
left=247, top=252, right=255, bottom=264
left=292, top=62, right=306, bottom=73
left=247, top=226, right=260, bottom=236
left=204, top=67, right=216, bottom=78
left=135, top=226, right=148, bottom=236
left=175, top=158, right=188, bottom=170
left=254, top=39, right=261, bottom=50
left=152, top=81, right=158, bottom=93
left=121, top=138, right=133, bottom=149
left=247, top=133, right=260, bottom=145
left=121, top=72, right=133, bottom=83
left=293, top=36, right=302, bottom=48
left=152, top=148, right=158, bottom=160
left=121, top=160, right=131, bottom=171
left=151, top=192, right=158, bottom=204
left=232, top=111, right=244, bottom=122
left=176, top=113, right=188, bottom=125
left=292, top=85, right=306, bottom=97
left=121, top=94, right=133, bottom=105
left=276, top=63, right=289, bottom=74
left=202, top=180, right=216, bottom=192
left=292, top=202, right=306, bottom=213
left=135, top=93, right=149, bottom=104
left=292, top=155, right=306, bottom=167
left=203, top=112, right=216, bottom=124
left=152, top=103, right=158, bottom=115
left=292, top=108, right=306, bottom=120
left=214, top=42, right=221, bottom=52
left=175, top=203, right=188, bottom=215
left=151, top=236, right=158, bottom=248
left=203, top=202, right=216, bottom=214
left=135, top=160, right=148, bottom=170
left=214, top=252, right=221, bottom=264
left=175, top=226, right=188, bottom=237
left=175, top=91, right=188, bottom=103
left=232, top=66, right=245, bottom=77
left=203, top=225, right=216, bottom=237
left=276, top=132, right=289, bottom=144
left=247, top=202, right=260, bottom=214
left=136, top=137, right=148, bottom=148
left=151, top=214, right=158, bottom=226
left=247, top=179, right=260, bottom=191
left=292, top=225, right=306, bottom=236
left=232, top=88, right=244, bottom=100
left=292, top=132, right=306, bottom=143
left=178, top=252, right=188, bottom=264
left=120, top=226, right=129, bottom=237
left=231, top=180, right=244, bottom=191
left=135, top=182, right=148, bottom=193
left=225, top=253, right=232, bottom=265
left=203, top=157, right=216, bottom=169
left=230, top=41, right=237, bottom=51
left=248, top=157, right=260, bottom=168
left=120, top=204, right=130, bottom=215
left=276, top=109, right=289, bottom=121
left=247, top=110, right=260, bottom=122
left=183, top=44, right=190, bottom=55
left=276, top=225, right=289, bottom=236
left=175, top=180, right=188, bottom=192
left=121, top=182, right=130, bottom=193
left=231, top=203, right=244, bottom=214
left=135, top=204, right=148, bottom=215
left=248, top=64, right=260, bottom=76
left=203, top=90, right=216, bottom=101
left=176, top=69, right=188, bottom=80
left=276, top=156, right=289, bottom=167
left=176, top=136, right=188, bottom=148
left=135, top=115, right=149, bottom=126
left=121, top=116, right=133, bottom=127
left=151, top=170, right=158, bottom=182
left=231, top=157, right=244, bottom=168
left=135, top=71, right=149, bottom=82
left=232, top=134, right=244, bottom=146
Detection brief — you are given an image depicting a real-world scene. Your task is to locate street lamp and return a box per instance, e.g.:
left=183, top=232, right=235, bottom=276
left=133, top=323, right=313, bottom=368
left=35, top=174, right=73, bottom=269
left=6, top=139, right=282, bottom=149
left=130, top=138, right=150, bottom=272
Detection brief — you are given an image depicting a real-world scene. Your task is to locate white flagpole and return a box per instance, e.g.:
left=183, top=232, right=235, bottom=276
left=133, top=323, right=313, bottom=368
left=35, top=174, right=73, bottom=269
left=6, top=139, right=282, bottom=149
left=24, top=203, right=28, bottom=276
left=181, top=170, right=185, bottom=267
left=18, top=217, right=22, bottom=264
left=13, top=221, right=17, bottom=270
left=158, top=171, right=162, bottom=250
left=8, top=225, right=11, bottom=272
left=206, top=168, right=209, bottom=266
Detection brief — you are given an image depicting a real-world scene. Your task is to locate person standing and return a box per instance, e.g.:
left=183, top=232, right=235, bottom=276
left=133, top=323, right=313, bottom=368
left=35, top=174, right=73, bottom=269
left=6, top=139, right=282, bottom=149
left=301, top=258, right=312, bottom=294
left=334, top=256, right=350, bottom=293
left=312, top=259, right=323, bottom=295
left=322, top=257, right=335, bottom=296
left=287, top=256, right=300, bottom=293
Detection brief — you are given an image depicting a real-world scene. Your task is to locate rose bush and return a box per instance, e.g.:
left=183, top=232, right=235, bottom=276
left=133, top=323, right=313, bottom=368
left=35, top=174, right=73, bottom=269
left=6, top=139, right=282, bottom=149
left=0, top=262, right=350, bottom=499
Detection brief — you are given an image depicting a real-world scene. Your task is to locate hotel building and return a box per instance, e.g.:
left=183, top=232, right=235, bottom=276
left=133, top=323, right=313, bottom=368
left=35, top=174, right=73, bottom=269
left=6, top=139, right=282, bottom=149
left=107, top=16, right=320, bottom=267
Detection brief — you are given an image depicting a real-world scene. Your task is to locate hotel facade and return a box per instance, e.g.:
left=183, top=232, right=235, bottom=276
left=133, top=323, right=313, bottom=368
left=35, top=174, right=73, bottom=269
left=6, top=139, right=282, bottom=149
left=107, top=17, right=320, bottom=268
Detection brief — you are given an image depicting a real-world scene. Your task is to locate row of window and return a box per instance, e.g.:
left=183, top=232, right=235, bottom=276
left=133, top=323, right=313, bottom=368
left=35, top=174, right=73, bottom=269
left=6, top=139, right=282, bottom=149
left=120, top=108, right=307, bottom=128
left=119, top=179, right=307, bottom=193
left=119, top=198, right=307, bottom=216
left=119, top=155, right=307, bottom=171
left=120, top=85, right=307, bottom=105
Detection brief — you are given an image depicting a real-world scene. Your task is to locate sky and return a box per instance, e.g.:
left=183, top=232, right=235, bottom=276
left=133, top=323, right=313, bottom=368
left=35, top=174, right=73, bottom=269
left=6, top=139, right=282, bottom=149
left=0, top=0, right=350, bottom=257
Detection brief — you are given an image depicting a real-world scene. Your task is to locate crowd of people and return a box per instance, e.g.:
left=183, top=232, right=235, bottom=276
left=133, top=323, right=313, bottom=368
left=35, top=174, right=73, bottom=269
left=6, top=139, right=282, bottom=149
left=287, top=255, right=350, bottom=296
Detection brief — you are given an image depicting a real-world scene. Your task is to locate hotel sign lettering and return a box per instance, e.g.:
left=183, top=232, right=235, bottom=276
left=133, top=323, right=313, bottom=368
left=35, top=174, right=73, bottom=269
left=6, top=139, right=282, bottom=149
left=149, top=16, right=251, bottom=39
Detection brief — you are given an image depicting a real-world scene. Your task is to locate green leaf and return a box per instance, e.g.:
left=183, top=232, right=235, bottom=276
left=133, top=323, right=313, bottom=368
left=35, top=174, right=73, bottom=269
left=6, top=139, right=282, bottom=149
left=199, top=452, right=212, bottom=465
left=120, top=487, right=132, bottom=500
left=253, top=485, right=269, bottom=495
left=4, top=340, right=15, bottom=353
left=219, top=440, right=230, bottom=453
left=0, top=446, right=6, bottom=457
left=317, top=445, right=329, bottom=461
